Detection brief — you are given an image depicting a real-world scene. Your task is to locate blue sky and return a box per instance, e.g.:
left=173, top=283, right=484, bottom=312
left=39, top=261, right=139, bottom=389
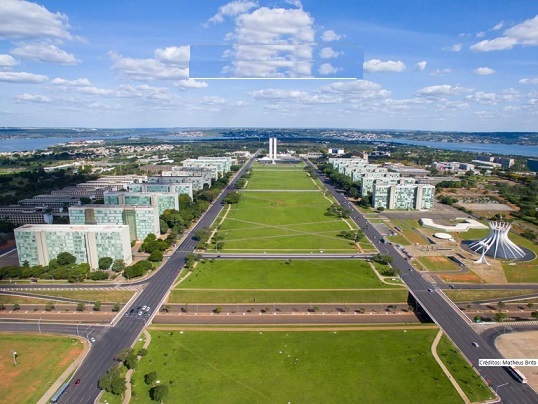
left=0, top=0, right=537, bottom=131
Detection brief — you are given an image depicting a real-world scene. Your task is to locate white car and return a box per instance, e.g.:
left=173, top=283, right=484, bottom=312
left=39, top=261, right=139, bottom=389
left=145, top=306, right=150, bottom=312
left=142, top=305, right=147, bottom=311
left=90, top=337, right=96, bottom=342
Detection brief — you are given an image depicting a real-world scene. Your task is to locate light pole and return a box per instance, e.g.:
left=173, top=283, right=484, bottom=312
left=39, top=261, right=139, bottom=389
left=38, top=317, right=42, bottom=333
left=76, top=323, right=80, bottom=337
left=495, top=382, right=510, bottom=394
left=11, top=351, right=17, bottom=366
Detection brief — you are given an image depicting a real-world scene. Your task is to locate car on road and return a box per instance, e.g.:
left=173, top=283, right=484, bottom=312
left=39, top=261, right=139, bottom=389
left=472, top=341, right=479, bottom=347
left=142, top=305, right=147, bottom=311
left=145, top=306, right=150, bottom=312
left=449, top=284, right=456, bottom=289
left=90, top=337, right=95, bottom=342
left=428, top=288, right=433, bottom=292
left=74, top=379, right=81, bottom=387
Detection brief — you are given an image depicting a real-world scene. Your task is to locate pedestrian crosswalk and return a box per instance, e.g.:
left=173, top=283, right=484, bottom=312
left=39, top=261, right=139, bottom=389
left=470, top=320, right=538, bottom=332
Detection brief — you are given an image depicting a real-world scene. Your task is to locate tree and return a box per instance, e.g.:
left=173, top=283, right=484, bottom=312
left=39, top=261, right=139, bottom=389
left=531, top=311, right=538, bottom=319
left=498, top=301, right=506, bottom=310
left=0, top=303, right=5, bottom=311
left=57, top=252, right=76, bottom=266
left=372, top=254, right=393, bottom=265
left=76, top=302, right=85, bottom=312
left=124, top=353, right=138, bottom=370
left=93, top=301, right=101, bottom=311
left=159, top=219, right=168, bottom=234
left=98, top=257, right=113, bottom=270
left=494, top=312, right=507, bottom=322
left=12, top=303, right=20, bottom=311
left=148, top=250, right=163, bottom=262
left=144, top=371, right=158, bottom=386
left=528, top=303, right=534, bottom=309
left=115, top=348, right=134, bottom=362
left=112, top=259, right=125, bottom=272
left=138, top=348, right=148, bottom=356
left=150, top=385, right=169, bottom=402
left=45, top=301, right=55, bottom=311
left=98, top=366, right=125, bottom=395
left=112, top=303, right=121, bottom=312
left=223, top=191, right=241, bottom=204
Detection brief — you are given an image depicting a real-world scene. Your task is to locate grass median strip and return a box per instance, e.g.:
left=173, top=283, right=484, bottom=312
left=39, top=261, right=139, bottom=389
left=445, top=289, right=538, bottom=303
left=168, top=289, right=408, bottom=304
left=21, top=290, right=135, bottom=303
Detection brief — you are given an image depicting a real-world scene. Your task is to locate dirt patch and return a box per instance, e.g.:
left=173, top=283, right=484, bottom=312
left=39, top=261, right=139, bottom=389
left=439, top=273, right=482, bottom=283
left=496, top=330, right=538, bottom=390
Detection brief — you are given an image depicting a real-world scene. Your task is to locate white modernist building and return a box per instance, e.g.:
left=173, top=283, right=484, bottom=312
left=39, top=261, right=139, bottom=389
left=469, top=221, right=525, bottom=265
left=268, top=137, right=278, bottom=162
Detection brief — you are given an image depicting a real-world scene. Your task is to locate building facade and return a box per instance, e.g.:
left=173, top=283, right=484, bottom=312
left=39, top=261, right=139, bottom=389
left=103, top=191, right=179, bottom=216
left=127, top=183, right=193, bottom=200
left=15, top=224, right=132, bottom=269
left=372, top=184, right=435, bottom=210
left=69, top=204, right=160, bottom=241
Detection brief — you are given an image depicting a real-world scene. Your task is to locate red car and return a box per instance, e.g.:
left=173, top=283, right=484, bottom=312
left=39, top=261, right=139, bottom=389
left=74, top=379, right=81, bottom=387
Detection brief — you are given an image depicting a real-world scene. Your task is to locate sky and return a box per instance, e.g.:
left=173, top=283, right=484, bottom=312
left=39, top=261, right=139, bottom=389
left=0, top=0, right=537, bottom=131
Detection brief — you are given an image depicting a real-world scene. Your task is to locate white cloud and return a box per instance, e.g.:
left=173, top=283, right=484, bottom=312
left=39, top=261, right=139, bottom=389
left=471, top=36, right=518, bottom=51
left=492, top=21, right=504, bottom=31
left=321, top=30, right=343, bottom=42
left=16, top=93, right=51, bottom=103
left=321, top=79, right=391, bottom=99
left=416, top=61, right=427, bottom=71
left=519, top=77, right=538, bottom=85
left=318, top=63, right=340, bottom=75
left=249, top=88, right=340, bottom=105
left=504, top=15, right=538, bottom=45
left=232, top=7, right=314, bottom=43
left=0, top=0, right=72, bottom=40
left=0, top=54, right=17, bottom=67
left=223, top=7, right=315, bottom=77
left=473, top=67, right=496, bottom=75
left=416, top=84, right=470, bottom=98
left=475, top=32, right=485, bottom=38
left=471, top=15, right=538, bottom=51
left=154, top=46, right=190, bottom=65
left=430, top=68, right=452, bottom=77
left=363, top=59, right=405, bottom=73
left=11, top=43, right=78, bottom=64
left=208, top=0, right=258, bottom=24
left=0, top=71, right=47, bottom=83
left=319, top=47, right=340, bottom=59
left=51, top=77, right=92, bottom=86
left=447, top=43, right=462, bottom=52
left=109, top=51, right=189, bottom=81
left=173, top=79, right=208, bottom=89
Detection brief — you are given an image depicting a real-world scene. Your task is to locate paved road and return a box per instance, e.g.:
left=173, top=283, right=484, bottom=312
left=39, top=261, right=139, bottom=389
left=307, top=160, right=538, bottom=403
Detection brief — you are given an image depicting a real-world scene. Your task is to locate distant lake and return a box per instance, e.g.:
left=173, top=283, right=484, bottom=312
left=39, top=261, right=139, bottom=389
left=387, top=139, right=538, bottom=158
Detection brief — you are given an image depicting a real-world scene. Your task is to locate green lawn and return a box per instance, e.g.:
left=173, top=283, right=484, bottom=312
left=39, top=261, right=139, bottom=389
left=130, top=329, right=464, bottom=404
left=0, top=334, right=83, bottom=404
left=219, top=191, right=359, bottom=252
left=168, top=289, right=408, bottom=304
left=246, top=169, right=317, bottom=190
left=179, top=260, right=399, bottom=289
left=437, top=335, right=493, bottom=402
